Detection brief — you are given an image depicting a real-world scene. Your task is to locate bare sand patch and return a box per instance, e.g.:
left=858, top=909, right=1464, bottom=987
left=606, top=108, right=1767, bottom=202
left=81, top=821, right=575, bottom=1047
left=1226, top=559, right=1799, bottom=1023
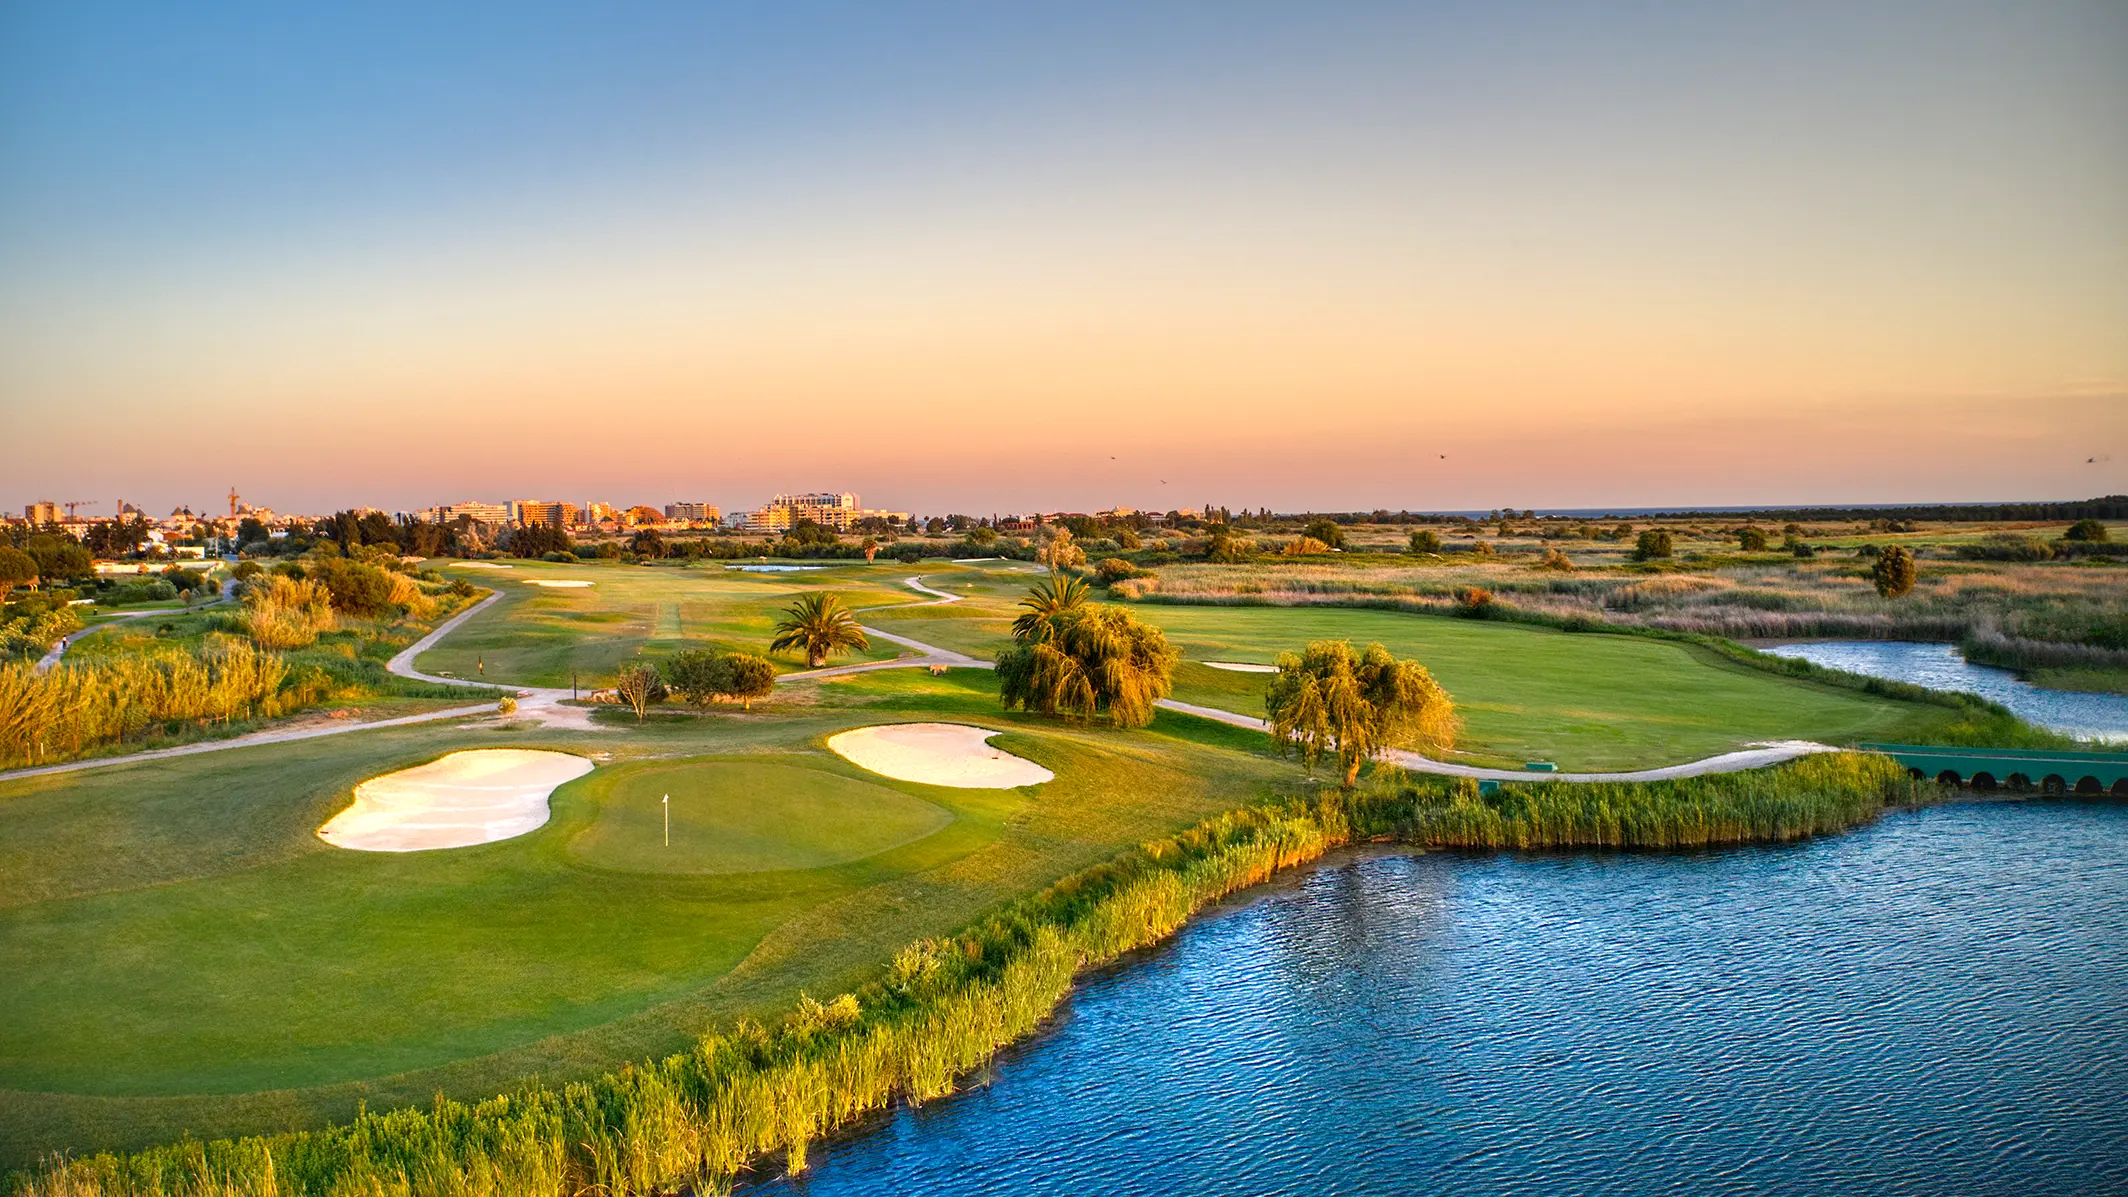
left=526, top=579, right=594, bottom=588
left=318, top=749, right=593, bottom=851
left=1202, top=661, right=1280, bottom=673
left=827, top=723, right=1053, bottom=789
left=453, top=562, right=515, bottom=569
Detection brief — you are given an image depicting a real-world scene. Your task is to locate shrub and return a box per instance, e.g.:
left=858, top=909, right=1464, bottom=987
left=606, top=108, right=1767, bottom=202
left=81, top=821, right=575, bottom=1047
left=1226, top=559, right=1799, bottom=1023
left=1453, top=586, right=1495, bottom=617
left=2064, top=519, right=2109, bottom=543
left=1408, top=529, right=1442, bottom=555
left=1470, top=540, right=1495, bottom=559
left=1536, top=548, right=1574, bottom=572
left=1632, top=529, right=1674, bottom=561
left=1792, top=541, right=1817, bottom=559
left=1872, top=545, right=1917, bottom=598
left=240, top=576, right=338, bottom=648
left=1282, top=536, right=1331, bottom=556
left=1302, top=519, right=1347, bottom=549
left=1094, top=557, right=1143, bottom=586
left=312, top=559, right=396, bottom=615
left=231, top=560, right=264, bottom=581
left=1738, top=526, right=1768, bottom=551
left=498, top=695, right=518, bottom=716
left=1955, top=534, right=2054, bottom=562
left=542, top=551, right=575, bottom=563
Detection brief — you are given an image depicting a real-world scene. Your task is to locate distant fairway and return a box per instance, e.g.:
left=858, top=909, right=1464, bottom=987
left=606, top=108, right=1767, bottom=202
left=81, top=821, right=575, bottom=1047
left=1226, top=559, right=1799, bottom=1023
left=571, top=759, right=954, bottom=874
left=1135, top=604, right=1969, bottom=770
left=418, top=559, right=926, bottom=687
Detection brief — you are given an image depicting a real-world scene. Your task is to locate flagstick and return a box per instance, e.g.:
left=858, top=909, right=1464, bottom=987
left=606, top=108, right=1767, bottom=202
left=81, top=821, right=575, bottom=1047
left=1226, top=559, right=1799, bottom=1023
left=663, top=793, right=670, bottom=847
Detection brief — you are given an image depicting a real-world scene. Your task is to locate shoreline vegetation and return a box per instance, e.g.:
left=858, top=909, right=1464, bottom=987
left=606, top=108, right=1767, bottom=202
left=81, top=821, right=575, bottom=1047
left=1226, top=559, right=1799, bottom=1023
left=16, top=752, right=1915, bottom=1197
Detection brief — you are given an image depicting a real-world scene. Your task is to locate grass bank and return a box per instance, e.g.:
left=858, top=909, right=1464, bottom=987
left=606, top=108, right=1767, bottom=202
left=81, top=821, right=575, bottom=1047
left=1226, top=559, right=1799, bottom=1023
left=13, top=753, right=1908, bottom=1196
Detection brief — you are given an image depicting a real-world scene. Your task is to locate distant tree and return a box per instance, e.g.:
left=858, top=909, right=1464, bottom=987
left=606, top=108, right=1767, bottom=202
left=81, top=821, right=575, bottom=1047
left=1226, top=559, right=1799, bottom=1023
left=2064, top=519, right=2110, bottom=543
left=1204, top=528, right=1248, bottom=563
left=1738, top=526, right=1768, bottom=552
left=1011, top=573, right=1091, bottom=642
left=1408, top=529, right=1442, bottom=554
left=1632, top=529, right=1674, bottom=561
left=770, top=594, right=869, bottom=667
left=311, top=559, right=396, bottom=616
left=628, top=529, right=668, bottom=559
left=1037, top=528, right=1085, bottom=573
left=614, top=662, right=665, bottom=722
left=1302, top=519, right=1346, bottom=550
left=231, top=560, right=264, bottom=582
left=0, top=546, right=37, bottom=597
left=782, top=520, right=840, bottom=553
left=1264, top=640, right=1458, bottom=787
left=236, top=517, right=270, bottom=546
left=1609, top=523, right=1635, bottom=542
left=507, top=523, right=573, bottom=558
left=1872, top=545, right=1917, bottom=599
left=966, top=524, right=998, bottom=547
left=995, top=604, right=1177, bottom=728
left=23, top=537, right=92, bottom=583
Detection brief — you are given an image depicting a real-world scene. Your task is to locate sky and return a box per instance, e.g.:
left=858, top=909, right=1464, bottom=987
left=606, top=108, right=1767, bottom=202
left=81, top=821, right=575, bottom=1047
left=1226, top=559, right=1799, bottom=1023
left=2, top=1, right=2124, bottom=518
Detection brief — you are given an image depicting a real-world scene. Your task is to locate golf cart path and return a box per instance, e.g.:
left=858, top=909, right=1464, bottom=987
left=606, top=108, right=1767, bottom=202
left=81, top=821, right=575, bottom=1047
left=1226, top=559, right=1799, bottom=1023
left=793, top=577, right=1840, bottom=781
left=35, top=578, right=240, bottom=674
left=386, top=591, right=599, bottom=729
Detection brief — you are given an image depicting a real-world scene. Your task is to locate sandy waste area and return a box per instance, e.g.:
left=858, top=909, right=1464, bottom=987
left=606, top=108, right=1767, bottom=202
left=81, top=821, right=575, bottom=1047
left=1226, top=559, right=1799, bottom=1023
left=1202, top=661, right=1280, bottom=673
left=318, top=748, right=593, bottom=851
left=526, top=579, right=595, bottom=588
left=827, top=723, right=1054, bottom=789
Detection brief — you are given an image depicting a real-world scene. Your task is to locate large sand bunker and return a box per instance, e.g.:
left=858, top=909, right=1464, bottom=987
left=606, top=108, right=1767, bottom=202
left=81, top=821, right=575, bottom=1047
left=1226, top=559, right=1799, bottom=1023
left=1202, top=661, right=1279, bottom=673
left=827, top=723, right=1054, bottom=789
left=527, top=579, right=594, bottom=588
left=318, top=749, right=593, bottom=852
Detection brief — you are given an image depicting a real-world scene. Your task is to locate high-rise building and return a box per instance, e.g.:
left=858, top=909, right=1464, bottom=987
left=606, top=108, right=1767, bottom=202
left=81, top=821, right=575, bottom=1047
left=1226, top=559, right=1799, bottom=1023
left=420, top=501, right=509, bottom=525
left=25, top=500, right=59, bottom=524
left=513, top=500, right=579, bottom=529
left=665, top=502, right=720, bottom=523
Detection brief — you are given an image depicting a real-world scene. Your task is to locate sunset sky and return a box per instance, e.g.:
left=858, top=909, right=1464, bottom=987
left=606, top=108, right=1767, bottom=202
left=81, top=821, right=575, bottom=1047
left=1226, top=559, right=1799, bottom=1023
left=2, top=1, right=2123, bottom=518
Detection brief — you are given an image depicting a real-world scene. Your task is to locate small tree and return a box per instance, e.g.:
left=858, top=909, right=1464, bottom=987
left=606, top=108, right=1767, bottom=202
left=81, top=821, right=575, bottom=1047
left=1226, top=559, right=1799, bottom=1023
left=1632, top=529, right=1673, bottom=561
left=1265, top=640, right=1458, bottom=787
left=1408, top=529, right=1442, bottom=555
left=1872, top=545, right=1917, bottom=598
left=1037, top=527, right=1085, bottom=573
left=1302, top=519, right=1347, bottom=550
left=2064, top=519, right=2110, bottom=543
left=770, top=593, right=869, bottom=667
left=862, top=536, right=879, bottom=563
left=1738, top=526, right=1768, bottom=552
left=614, top=662, right=664, bottom=721
left=664, top=648, right=729, bottom=708
left=721, top=653, right=775, bottom=710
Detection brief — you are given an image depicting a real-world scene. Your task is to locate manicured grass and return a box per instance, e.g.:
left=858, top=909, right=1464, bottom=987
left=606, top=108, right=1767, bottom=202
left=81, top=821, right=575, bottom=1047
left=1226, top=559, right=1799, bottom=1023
left=569, top=759, right=956, bottom=875
left=1132, top=604, right=1967, bottom=770
left=419, top=560, right=925, bottom=686
left=0, top=667, right=1298, bottom=1163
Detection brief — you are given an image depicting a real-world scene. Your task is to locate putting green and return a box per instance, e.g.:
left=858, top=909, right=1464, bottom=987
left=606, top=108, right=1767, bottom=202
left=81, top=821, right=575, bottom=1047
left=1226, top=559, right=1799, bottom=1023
left=569, top=759, right=953, bottom=875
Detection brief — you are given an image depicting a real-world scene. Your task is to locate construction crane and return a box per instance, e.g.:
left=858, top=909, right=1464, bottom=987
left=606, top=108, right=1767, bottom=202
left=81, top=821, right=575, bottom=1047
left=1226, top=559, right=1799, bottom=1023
left=62, top=500, right=99, bottom=517
left=229, top=486, right=241, bottom=517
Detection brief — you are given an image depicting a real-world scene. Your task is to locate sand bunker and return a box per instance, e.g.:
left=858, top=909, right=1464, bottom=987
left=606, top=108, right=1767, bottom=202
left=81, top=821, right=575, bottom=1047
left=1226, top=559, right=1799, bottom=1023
left=526, top=579, right=594, bottom=588
left=453, top=562, right=514, bottom=569
left=318, top=749, right=593, bottom=852
left=827, top=723, right=1054, bottom=789
left=1202, top=661, right=1280, bottom=673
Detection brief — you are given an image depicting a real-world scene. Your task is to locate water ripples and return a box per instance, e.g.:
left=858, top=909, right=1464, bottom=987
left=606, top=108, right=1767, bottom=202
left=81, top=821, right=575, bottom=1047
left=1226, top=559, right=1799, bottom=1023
left=743, top=802, right=2128, bottom=1196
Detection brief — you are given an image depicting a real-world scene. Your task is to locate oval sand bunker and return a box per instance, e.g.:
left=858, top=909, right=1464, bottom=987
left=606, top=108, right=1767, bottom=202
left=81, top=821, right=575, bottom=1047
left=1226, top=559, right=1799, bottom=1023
left=319, top=749, right=593, bottom=852
left=827, top=723, right=1053, bottom=789
left=526, top=579, right=594, bottom=588
left=1202, top=661, right=1279, bottom=673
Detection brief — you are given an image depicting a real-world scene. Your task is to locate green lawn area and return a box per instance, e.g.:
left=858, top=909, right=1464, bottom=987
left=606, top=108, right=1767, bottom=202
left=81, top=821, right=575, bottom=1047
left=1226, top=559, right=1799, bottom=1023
left=0, top=667, right=1297, bottom=1163
left=1131, top=604, right=1968, bottom=770
left=419, top=560, right=932, bottom=687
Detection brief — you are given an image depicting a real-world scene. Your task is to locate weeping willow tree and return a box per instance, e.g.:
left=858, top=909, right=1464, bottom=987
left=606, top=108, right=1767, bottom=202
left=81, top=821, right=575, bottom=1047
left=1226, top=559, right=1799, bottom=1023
left=995, top=601, right=1178, bottom=728
left=1264, top=640, right=1459, bottom=786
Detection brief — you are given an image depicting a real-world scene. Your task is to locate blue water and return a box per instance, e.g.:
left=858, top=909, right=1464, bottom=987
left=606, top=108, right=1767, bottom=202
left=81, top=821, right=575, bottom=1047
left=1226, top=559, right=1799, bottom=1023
left=1763, top=640, right=2128, bottom=742
left=743, top=802, right=2128, bottom=1196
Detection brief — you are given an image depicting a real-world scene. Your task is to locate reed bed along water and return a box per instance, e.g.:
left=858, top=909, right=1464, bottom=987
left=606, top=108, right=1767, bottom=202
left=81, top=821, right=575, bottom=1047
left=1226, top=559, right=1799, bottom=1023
left=15, top=754, right=1907, bottom=1197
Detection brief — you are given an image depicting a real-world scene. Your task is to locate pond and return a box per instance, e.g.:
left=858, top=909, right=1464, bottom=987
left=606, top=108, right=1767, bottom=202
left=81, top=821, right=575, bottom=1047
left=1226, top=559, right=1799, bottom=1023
left=742, top=802, right=2128, bottom=1196
left=1762, top=640, right=2128, bottom=741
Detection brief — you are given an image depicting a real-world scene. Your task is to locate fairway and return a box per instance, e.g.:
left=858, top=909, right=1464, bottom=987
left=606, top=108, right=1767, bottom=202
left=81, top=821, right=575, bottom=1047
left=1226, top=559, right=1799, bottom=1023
left=418, top=559, right=928, bottom=687
left=569, top=759, right=954, bottom=874
left=0, top=668, right=1299, bottom=1162
left=1133, top=605, right=1968, bottom=770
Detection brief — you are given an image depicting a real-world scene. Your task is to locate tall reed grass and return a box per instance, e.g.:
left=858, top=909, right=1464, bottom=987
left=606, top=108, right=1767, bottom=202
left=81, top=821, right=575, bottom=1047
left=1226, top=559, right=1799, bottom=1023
left=15, top=755, right=1904, bottom=1196
left=0, top=639, right=306, bottom=768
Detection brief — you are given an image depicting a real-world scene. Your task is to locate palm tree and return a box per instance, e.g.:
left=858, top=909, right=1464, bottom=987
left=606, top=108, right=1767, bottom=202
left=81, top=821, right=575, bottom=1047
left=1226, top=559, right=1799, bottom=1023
left=1265, top=640, right=1458, bottom=786
left=770, top=593, right=869, bottom=667
left=996, top=604, right=1178, bottom=728
left=1010, top=573, right=1090, bottom=644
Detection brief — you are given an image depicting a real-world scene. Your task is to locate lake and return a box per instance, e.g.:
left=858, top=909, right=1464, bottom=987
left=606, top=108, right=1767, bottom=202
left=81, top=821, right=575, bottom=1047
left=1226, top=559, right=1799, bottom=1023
left=742, top=801, right=2128, bottom=1196
left=1762, top=640, right=2128, bottom=741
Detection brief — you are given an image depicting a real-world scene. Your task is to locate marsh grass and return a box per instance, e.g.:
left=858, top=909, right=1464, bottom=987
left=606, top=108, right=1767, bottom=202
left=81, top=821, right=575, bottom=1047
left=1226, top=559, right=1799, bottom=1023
left=18, top=755, right=1905, bottom=1196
